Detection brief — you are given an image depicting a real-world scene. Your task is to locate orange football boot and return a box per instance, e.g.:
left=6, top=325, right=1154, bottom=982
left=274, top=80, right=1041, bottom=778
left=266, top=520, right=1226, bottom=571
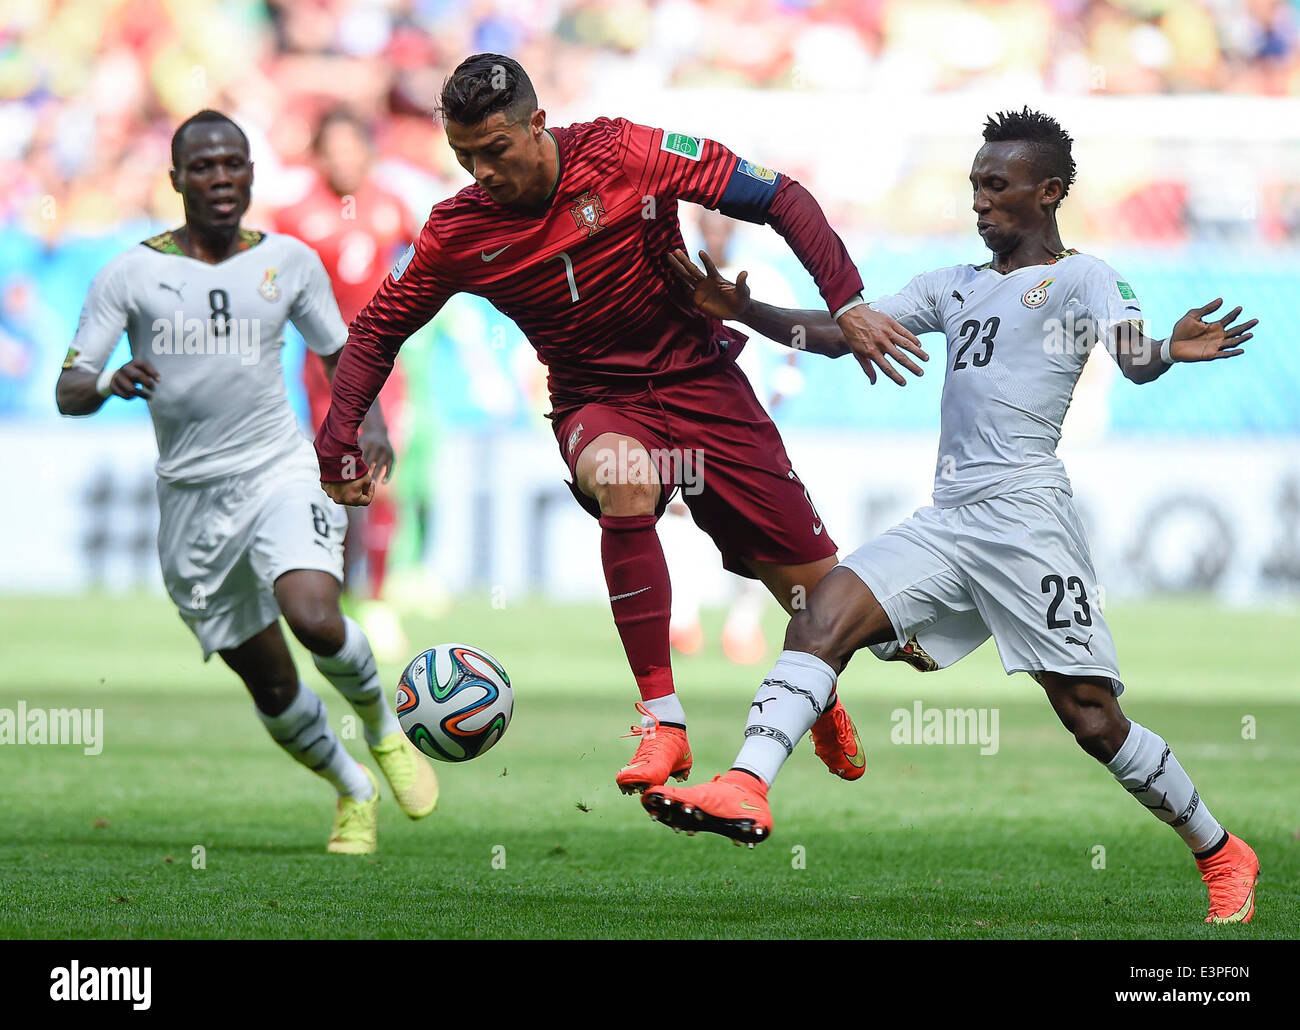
left=616, top=702, right=692, bottom=795
left=1196, top=832, right=1259, bottom=924
left=643, top=769, right=772, bottom=846
left=810, top=697, right=867, bottom=780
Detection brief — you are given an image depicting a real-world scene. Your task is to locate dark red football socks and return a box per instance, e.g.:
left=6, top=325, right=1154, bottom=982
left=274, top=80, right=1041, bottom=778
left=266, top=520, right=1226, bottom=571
left=599, top=513, right=674, bottom=701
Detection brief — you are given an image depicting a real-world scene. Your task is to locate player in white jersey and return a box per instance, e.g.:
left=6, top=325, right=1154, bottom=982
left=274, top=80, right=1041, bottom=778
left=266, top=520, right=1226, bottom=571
left=54, top=111, right=436, bottom=854
left=647, top=108, right=1260, bottom=925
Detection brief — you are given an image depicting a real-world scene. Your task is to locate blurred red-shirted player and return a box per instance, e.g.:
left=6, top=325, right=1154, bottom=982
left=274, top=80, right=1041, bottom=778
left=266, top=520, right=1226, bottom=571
left=315, top=55, right=929, bottom=797
left=276, top=109, right=418, bottom=657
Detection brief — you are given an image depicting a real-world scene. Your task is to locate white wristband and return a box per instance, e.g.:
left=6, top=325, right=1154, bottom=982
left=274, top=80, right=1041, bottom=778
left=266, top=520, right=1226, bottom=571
left=95, top=364, right=116, bottom=398
left=832, top=293, right=866, bottom=320
left=1159, top=337, right=1174, bottom=365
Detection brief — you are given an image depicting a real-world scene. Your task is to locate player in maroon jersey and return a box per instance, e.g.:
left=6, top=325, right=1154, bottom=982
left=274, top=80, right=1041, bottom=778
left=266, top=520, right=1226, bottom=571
left=315, top=54, right=929, bottom=794
left=275, top=108, right=418, bottom=658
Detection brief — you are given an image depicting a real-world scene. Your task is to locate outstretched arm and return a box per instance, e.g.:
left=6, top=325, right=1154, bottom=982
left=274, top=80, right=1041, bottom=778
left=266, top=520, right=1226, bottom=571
left=759, top=180, right=928, bottom=385
left=319, top=348, right=394, bottom=486
left=315, top=232, right=452, bottom=505
left=667, top=249, right=848, bottom=357
left=1110, top=298, right=1256, bottom=385
left=617, top=120, right=927, bottom=384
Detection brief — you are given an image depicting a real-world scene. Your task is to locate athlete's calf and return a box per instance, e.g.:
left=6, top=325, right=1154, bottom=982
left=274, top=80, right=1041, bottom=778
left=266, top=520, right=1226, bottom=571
left=1037, top=672, right=1130, bottom=762
left=275, top=569, right=347, bottom=655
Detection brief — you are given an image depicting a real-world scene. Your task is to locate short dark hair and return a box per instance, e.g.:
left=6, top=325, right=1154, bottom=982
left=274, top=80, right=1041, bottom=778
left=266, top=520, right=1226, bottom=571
left=172, top=110, right=249, bottom=168
left=982, top=107, right=1076, bottom=206
left=313, top=106, right=372, bottom=153
left=436, top=54, right=537, bottom=127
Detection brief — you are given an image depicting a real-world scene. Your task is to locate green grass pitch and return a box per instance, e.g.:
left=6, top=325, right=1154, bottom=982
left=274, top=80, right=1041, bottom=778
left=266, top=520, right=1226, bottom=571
left=0, top=593, right=1295, bottom=939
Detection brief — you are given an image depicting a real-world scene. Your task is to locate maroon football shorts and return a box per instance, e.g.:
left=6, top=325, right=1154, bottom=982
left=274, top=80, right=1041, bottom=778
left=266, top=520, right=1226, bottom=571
left=550, top=362, right=837, bottom=578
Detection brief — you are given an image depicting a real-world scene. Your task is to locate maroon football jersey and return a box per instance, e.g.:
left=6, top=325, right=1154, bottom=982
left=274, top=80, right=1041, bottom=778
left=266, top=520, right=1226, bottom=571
left=318, top=117, right=860, bottom=482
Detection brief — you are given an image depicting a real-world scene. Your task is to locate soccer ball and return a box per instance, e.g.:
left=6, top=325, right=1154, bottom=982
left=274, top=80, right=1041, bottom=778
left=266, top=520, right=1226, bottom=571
left=395, top=644, right=513, bottom=762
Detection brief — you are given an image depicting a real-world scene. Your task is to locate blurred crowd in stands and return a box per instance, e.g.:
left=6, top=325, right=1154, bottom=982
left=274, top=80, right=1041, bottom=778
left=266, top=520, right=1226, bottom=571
left=2, top=0, right=1298, bottom=243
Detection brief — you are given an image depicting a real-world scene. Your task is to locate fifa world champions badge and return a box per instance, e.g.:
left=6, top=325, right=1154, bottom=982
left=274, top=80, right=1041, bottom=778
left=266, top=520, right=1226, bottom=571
left=258, top=268, right=280, bottom=301
left=1021, top=278, right=1054, bottom=308
left=570, top=192, right=606, bottom=237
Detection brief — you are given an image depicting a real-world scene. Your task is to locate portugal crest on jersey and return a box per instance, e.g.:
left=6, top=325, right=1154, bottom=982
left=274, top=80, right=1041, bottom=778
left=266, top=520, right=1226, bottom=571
left=1021, top=278, right=1053, bottom=308
left=569, top=192, right=605, bottom=237
left=259, top=268, right=280, bottom=301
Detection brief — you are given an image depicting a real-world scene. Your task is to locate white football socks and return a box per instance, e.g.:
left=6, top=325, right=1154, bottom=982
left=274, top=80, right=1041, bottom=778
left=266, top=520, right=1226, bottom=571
left=258, top=683, right=373, bottom=800
left=733, top=650, right=837, bottom=785
left=1106, top=719, right=1224, bottom=853
left=312, top=616, right=402, bottom=746
left=642, top=692, right=687, bottom=728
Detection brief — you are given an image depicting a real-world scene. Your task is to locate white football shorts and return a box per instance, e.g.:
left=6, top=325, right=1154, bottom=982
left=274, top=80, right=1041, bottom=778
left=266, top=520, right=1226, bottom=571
left=156, top=442, right=346, bottom=659
left=839, top=487, right=1123, bottom=693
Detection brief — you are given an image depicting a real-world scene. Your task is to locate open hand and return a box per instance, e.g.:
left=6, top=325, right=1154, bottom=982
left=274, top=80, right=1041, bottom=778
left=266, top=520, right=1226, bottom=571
left=835, top=305, right=929, bottom=385
left=1170, top=299, right=1256, bottom=362
left=667, top=249, right=750, bottom=321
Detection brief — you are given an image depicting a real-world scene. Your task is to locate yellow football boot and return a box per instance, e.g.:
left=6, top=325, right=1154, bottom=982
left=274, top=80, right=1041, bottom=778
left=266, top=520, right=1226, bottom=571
left=327, top=765, right=380, bottom=855
left=370, top=731, right=439, bottom=819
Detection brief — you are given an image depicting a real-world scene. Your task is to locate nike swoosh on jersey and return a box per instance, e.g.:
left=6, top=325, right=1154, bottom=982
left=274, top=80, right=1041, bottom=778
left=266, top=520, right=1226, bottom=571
left=481, top=245, right=511, bottom=262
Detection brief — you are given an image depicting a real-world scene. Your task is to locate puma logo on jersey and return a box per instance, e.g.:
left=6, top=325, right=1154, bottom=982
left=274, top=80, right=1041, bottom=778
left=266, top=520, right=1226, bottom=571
left=481, top=245, right=511, bottom=262
left=750, top=697, right=776, bottom=713
left=159, top=281, right=186, bottom=301
left=1064, top=633, right=1093, bottom=655
left=952, top=290, right=965, bottom=306
left=566, top=423, right=584, bottom=457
